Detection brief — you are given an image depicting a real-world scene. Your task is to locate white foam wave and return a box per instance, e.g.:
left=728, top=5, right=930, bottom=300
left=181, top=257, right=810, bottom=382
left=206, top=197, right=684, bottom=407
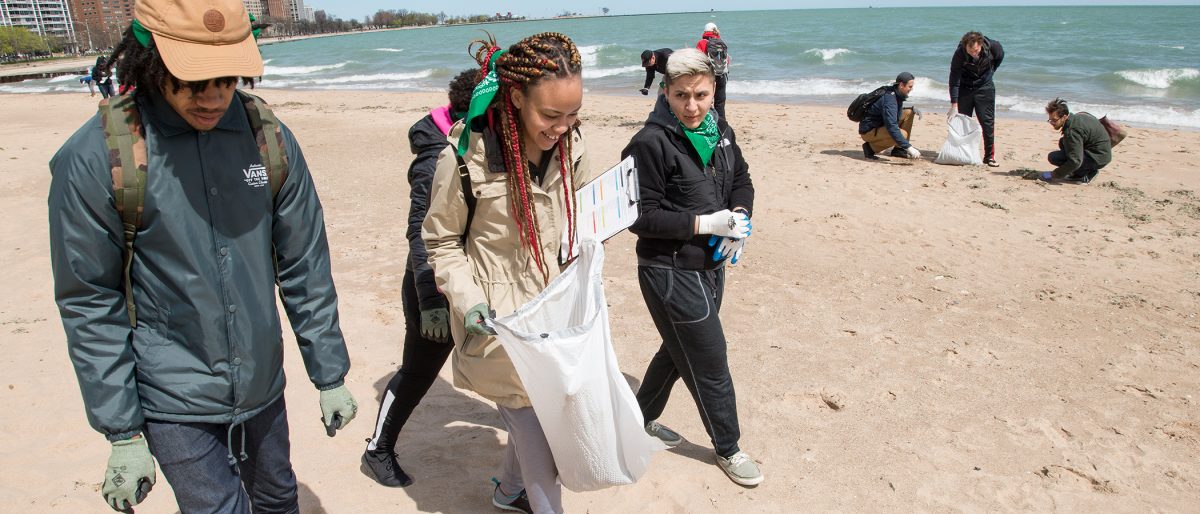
left=263, top=62, right=349, bottom=76
left=308, top=70, right=433, bottom=84
left=727, top=76, right=947, bottom=101
left=1158, top=45, right=1185, bottom=50
left=49, top=74, right=80, bottom=83
left=1116, top=68, right=1199, bottom=89
left=804, top=48, right=853, bottom=62
left=577, top=44, right=608, bottom=67
left=374, top=48, right=403, bottom=52
left=263, top=58, right=273, bottom=64
left=1005, top=97, right=1200, bottom=129
left=584, top=65, right=642, bottom=79
left=0, top=84, right=53, bottom=93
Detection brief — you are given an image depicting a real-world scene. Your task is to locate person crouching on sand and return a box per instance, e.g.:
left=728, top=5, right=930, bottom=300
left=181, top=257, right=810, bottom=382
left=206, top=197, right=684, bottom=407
left=860, top=72, right=921, bottom=160
left=1036, top=98, right=1112, bottom=184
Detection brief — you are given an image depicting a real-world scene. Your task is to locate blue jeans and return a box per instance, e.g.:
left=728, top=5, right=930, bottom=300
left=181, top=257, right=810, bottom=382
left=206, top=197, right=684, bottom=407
left=143, top=397, right=299, bottom=514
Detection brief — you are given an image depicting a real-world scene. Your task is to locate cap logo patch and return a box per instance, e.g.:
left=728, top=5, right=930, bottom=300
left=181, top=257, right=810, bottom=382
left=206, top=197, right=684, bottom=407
left=203, top=10, right=225, bottom=33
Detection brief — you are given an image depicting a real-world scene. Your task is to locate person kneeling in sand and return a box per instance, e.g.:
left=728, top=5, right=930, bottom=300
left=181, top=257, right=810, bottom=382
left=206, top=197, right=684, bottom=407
left=859, top=72, right=921, bottom=160
left=1036, top=98, right=1112, bottom=184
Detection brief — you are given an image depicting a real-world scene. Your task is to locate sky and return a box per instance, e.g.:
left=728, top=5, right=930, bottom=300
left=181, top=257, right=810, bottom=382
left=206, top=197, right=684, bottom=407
left=304, top=0, right=1198, bottom=22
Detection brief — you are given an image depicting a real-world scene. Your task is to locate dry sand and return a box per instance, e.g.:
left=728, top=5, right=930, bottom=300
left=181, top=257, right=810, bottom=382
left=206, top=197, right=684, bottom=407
left=1, top=89, right=1197, bottom=512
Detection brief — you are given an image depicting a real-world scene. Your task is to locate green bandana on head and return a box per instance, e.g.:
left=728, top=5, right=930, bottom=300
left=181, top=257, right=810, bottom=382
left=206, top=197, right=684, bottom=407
left=679, top=111, right=720, bottom=167
left=131, top=14, right=262, bottom=49
left=457, top=49, right=507, bottom=156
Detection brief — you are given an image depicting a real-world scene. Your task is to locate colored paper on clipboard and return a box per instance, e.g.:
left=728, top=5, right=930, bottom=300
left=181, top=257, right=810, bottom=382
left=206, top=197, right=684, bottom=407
left=560, top=156, right=639, bottom=262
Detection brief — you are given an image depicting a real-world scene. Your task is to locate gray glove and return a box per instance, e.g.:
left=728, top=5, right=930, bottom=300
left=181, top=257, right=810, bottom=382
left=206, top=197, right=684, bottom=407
left=420, top=307, right=450, bottom=343
left=102, top=436, right=155, bottom=512
left=464, top=303, right=497, bottom=336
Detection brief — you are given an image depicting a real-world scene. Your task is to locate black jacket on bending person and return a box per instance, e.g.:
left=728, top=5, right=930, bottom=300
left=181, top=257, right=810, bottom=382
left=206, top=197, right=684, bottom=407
left=623, top=95, right=754, bottom=271
left=948, top=37, right=1004, bottom=102
left=642, top=48, right=673, bottom=90
left=406, top=114, right=449, bottom=310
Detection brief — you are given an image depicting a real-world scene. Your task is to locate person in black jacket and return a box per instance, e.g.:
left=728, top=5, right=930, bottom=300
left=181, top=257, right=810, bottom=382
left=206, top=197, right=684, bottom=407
left=92, top=54, right=115, bottom=98
left=622, top=47, right=762, bottom=487
left=361, top=68, right=479, bottom=488
left=948, top=31, right=1004, bottom=167
left=639, top=48, right=673, bottom=95
left=859, top=72, right=921, bottom=160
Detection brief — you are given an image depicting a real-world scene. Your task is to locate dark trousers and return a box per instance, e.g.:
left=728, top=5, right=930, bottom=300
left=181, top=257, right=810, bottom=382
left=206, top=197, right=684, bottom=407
left=635, top=266, right=741, bottom=458
left=714, top=74, right=728, bottom=122
left=1048, top=150, right=1103, bottom=183
left=97, top=81, right=114, bottom=98
left=143, top=397, right=298, bottom=514
left=957, top=83, right=996, bottom=160
left=366, top=268, right=453, bottom=453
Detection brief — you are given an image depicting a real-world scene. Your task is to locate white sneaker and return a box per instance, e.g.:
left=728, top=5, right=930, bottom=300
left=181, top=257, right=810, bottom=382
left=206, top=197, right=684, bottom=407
left=716, top=451, right=763, bottom=486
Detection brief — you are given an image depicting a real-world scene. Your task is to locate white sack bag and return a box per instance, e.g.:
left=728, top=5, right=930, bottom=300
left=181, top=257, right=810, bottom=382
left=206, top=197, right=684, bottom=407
left=490, top=238, right=666, bottom=492
left=935, top=113, right=984, bottom=165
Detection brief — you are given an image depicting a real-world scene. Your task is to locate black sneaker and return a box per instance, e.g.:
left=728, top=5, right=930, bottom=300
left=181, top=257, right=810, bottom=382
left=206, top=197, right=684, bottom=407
left=491, top=478, right=533, bottom=513
left=361, top=448, right=414, bottom=487
left=862, top=142, right=878, bottom=160
left=889, top=147, right=908, bottom=158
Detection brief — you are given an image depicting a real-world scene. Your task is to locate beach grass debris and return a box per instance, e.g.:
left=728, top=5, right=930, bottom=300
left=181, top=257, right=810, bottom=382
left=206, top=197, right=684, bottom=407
left=1009, top=167, right=1041, bottom=180
left=975, top=200, right=1008, bottom=211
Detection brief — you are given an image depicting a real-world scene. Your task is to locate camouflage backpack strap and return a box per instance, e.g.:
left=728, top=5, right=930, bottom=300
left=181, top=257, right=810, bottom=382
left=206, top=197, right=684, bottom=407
left=239, top=91, right=289, bottom=198
left=99, top=94, right=147, bottom=327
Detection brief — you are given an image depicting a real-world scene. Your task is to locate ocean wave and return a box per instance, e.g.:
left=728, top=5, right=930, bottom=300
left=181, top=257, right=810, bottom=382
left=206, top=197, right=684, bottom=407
left=0, top=84, right=55, bottom=93
left=261, top=70, right=435, bottom=88
left=263, top=62, right=350, bottom=76
left=374, top=48, right=403, bottom=52
left=49, top=74, right=81, bottom=83
left=803, top=48, right=853, bottom=62
left=577, top=44, right=609, bottom=67
left=1158, top=45, right=1185, bottom=50
left=583, top=65, right=642, bottom=79
left=1004, top=97, right=1200, bottom=128
left=1115, top=68, right=1199, bottom=89
left=727, top=76, right=946, bottom=101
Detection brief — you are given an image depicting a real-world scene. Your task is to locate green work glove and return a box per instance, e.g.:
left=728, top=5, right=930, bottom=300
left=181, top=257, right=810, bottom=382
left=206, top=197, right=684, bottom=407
left=102, top=435, right=155, bottom=513
left=420, top=307, right=450, bottom=343
left=464, top=303, right=497, bottom=336
left=318, top=384, right=357, bottom=436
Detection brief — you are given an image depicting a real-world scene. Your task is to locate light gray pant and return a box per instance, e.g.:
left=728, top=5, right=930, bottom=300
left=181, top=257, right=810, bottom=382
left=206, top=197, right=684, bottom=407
left=498, top=406, right=562, bottom=514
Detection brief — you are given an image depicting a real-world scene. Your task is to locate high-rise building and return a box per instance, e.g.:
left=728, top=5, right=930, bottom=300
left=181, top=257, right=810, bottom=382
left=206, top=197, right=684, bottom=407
left=0, top=0, right=76, bottom=43
left=67, top=0, right=132, bottom=50
left=285, top=0, right=303, bottom=22
left=241, top=0, right=263, bottom=19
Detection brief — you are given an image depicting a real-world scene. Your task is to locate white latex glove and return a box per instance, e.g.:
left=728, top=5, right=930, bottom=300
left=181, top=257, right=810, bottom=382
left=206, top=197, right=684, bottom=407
left=696, top=209, right=751, bottom=239
left=906, top=146, right=922, bottom=159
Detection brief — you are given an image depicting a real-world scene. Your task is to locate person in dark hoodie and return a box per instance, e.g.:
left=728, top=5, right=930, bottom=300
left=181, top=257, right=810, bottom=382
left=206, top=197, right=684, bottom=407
left=948, top=31, right=1004, bottom=167
left=622, top=47, right=761, bottom=487
left=860, top=72, right=921, bottom=160
left=1036, top=97, right=1112, bottom=184
left=639, top=47, right=673, bottom=95
left=361, top=68, right=480, bottom=488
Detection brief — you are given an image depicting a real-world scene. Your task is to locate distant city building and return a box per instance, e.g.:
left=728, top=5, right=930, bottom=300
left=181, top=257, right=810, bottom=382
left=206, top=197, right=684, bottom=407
left=0, top=0, right=77, bottom=42
left=67, top=0, right=132, bottom=50
left=242, top=0, right=264, bottom=19
left=303, top=5, right=313, bottom=22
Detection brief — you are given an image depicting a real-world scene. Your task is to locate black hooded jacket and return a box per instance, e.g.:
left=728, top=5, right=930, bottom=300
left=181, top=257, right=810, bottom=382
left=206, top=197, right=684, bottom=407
left=406, top=114, right=449, bottom=309
left=948, top=37, right=1004, bottom=102
left=622, top=95, right=754, bottom=270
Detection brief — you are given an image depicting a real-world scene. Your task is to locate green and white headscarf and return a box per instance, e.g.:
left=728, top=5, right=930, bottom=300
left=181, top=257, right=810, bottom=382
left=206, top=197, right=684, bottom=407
left=457, top=49, right=507, bottom=156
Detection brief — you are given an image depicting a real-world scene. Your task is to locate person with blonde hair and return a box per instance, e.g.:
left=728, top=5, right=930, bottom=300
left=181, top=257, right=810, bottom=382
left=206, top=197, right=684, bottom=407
left=621, top=47, right=762, bottom=487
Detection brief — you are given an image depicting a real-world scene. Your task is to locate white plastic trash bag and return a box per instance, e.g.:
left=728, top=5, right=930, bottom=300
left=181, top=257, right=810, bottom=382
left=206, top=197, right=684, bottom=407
left=935, top=113, right=984, bottom=165
left=490, top=238, right=666, bottom=492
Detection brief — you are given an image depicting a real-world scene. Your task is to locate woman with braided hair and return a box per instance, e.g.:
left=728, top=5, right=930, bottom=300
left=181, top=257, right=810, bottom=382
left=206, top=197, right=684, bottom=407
left=422, top=32, right=595, bottom=513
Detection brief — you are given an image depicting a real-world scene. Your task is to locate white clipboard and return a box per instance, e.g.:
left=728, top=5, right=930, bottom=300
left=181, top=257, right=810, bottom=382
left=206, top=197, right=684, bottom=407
left=560, top=156, right=639, bottom=263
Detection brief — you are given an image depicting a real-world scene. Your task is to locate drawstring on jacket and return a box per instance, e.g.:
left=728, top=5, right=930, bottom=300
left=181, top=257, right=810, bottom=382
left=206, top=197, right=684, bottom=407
left=225, top=420, right=249, bottom=466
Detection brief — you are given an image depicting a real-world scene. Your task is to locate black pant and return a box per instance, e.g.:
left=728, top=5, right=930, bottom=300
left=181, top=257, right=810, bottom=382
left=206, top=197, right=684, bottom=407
left=367, top=268, right=453, bottom=453
left=957, top=83, right=996, bottom=160
left=635, top=266, right=741, bottom=458
left=714, top=74, right=728, bottom=122
left=1048, top=150, right=1103, bottom=183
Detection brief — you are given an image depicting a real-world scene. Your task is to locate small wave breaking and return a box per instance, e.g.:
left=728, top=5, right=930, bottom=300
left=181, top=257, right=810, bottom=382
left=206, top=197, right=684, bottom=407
left=1116, top=68, right=1199, bottom=89
left=263, top=62, right=350, bottom=76
left=803, top=48, right=853, bottom=62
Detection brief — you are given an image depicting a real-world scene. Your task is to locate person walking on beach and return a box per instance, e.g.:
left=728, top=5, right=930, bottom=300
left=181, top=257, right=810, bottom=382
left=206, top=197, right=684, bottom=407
left=361, top=67, right=480, bottom=488
left=948, top=31, right=1004, bottom=167
left=860, top=72, right=921, bottom=160
left=422, top=31, right=595, bottom=513
left=639, top=48, right=673, bottom=96
left=47, top=0, right=357, bottom=511
left=1036, top=98, right=1112, bottom=184
left=621, top=48, right=762, bottom=487
left=92, top=54, right=114, bottom=98
left=696, top=22, right=730, bottom=121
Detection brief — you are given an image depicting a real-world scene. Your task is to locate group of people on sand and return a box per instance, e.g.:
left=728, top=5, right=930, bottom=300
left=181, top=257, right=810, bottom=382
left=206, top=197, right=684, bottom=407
left=855, top=31, right=1114, bottom=183
left=49, top=2, right=758, bottom=514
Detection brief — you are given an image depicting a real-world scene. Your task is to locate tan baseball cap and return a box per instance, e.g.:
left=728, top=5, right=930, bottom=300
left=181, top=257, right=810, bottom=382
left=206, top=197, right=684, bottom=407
left=135, top=0, right=263, bottom=82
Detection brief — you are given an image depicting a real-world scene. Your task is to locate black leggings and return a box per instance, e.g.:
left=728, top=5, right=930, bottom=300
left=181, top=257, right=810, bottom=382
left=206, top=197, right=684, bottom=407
left=366, top=268, right=453, bottom=453
left=958, top=83, right=996, bottom=160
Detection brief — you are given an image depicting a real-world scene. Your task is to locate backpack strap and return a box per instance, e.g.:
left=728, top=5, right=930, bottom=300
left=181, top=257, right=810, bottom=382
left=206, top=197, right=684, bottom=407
left=100, top=94, right=146, bottom=327
left=239, top=91, right=289, bottom=198
left=455, top=153, right=476, bottom=245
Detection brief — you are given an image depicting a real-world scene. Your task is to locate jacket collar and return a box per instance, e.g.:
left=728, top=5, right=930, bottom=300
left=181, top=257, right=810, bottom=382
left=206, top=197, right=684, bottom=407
left=138, top=89, right=250, bottom=138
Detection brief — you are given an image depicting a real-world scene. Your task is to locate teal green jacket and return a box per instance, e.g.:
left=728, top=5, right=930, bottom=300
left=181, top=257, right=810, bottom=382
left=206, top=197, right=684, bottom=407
left=1053, top=112, right=1112, bottom=178
left=48, top=91, right=350, bottom=441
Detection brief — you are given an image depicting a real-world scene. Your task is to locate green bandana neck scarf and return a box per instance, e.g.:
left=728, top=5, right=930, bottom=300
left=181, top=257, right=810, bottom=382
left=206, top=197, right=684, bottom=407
left=457, top=49, right=508, bottom=156
left=679, top=112, right=719, bottom=167
left=132, top=14, right=262, bottom=49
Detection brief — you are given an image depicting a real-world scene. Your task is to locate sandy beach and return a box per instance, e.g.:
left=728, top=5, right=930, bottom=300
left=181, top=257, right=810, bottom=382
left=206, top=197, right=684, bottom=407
left=0, top=89, right=1197, bottom=512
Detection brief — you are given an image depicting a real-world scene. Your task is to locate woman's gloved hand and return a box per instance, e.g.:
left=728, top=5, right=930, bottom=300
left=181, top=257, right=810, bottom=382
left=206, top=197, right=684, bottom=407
left=696, top=209, right=751, bottom=239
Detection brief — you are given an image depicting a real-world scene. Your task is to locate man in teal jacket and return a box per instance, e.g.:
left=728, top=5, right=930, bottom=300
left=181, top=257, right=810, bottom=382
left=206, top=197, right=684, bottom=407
left=47, top=1, right=357, bottom=512
left=1041, top=97, right=1113, bottom=183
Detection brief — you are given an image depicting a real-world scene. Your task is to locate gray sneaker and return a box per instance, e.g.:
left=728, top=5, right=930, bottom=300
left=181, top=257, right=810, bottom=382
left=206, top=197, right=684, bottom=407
left=716, top=451, right=763, bottom=486
left=645, top=420, right=683, bottom=447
